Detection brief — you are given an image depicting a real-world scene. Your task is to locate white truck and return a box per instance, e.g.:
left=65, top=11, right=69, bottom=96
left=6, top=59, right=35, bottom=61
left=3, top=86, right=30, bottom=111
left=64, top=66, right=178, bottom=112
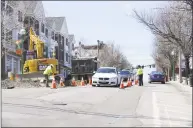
left=92, top=67, right=121, bottom=87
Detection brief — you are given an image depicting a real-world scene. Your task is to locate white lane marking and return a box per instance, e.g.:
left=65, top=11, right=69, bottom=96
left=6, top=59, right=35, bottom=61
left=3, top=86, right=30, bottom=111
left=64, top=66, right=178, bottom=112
left=165, top=109, right=192, bottom=116
left=152, top=92, right=161, bottom=127
left=164, top=105, right=172, bottom=127
left=157, top=103, right=192, bottom=109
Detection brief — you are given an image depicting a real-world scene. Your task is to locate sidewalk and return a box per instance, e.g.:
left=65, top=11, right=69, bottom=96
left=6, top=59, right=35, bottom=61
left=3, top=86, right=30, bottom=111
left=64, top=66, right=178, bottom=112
left=169, top=81, right=192, bottom=95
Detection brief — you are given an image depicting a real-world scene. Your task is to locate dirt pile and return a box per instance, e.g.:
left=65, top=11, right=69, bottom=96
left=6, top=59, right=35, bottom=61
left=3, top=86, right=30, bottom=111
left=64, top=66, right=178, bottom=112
left=1, top=79, right=43, bottom=89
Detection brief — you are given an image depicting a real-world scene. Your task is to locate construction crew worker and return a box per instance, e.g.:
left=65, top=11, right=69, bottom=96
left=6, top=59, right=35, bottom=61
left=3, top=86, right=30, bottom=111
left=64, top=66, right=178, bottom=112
left=137, top=65, right=143, bottom=86
left=43, top=64, right=54, bottom=87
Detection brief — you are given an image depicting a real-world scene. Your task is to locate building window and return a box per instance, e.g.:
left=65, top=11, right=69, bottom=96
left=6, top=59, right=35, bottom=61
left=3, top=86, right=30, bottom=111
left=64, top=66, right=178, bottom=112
left=51, top=31, right=54, bottom=40
left=45, top=28, right=48, bottom=38
left=66, top=53, right=68, bottom=62
left=41, top=23, right=44, bottom=33
left=72, top=43, right=74, bottom=50
left=59, top=34, right=61, bottom=43
left=62, top=36, right=64, bottom=44
left=18, top=11, right=23, bottom=22
left=6, top=55, right=12, bottom=72
left=35, top=20, right=39, bottom=35
left=55, top=34, right=58, bottom=41
left=6, top=5, right=13, bottom=16
left=66, top=38, right=68, bottom=46
left=6, top=30, right=12, bottom=42
left=1, top=1, right=5, bottom=11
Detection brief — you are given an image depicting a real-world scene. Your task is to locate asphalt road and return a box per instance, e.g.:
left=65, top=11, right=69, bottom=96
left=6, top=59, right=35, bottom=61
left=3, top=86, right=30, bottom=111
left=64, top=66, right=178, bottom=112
left=2, top=81, right=192, bottom=127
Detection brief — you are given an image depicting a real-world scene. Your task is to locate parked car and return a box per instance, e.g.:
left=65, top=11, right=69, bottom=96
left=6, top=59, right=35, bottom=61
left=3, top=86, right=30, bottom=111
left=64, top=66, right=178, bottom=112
left=120, top=70, right=131, bottom=81
left=148, top=71, right=165, bottom=84
left=92, top=67, right=121, bottom=87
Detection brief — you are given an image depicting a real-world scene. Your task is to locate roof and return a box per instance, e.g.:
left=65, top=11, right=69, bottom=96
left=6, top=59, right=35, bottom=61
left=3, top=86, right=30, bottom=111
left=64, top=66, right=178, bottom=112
left=83, top=45, right=98, bottom=49
left=73, top=43, right=106, bottom=50
left=23, top=1, right=38, bottom=14
left=45, top=17, right=65, bottom=31
left=72, top=56, right=97, bottom=60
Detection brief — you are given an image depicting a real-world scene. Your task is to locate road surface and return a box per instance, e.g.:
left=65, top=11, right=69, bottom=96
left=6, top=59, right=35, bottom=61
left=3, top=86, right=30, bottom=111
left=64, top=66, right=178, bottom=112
left=2, top=68, right=192, bottom=127
left=2, top=84, right=192, bottom=127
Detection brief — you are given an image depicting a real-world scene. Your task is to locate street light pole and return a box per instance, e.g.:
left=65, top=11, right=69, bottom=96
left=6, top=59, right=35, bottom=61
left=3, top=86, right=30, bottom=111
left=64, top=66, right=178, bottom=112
left=19, top=28, right=26, bottom=80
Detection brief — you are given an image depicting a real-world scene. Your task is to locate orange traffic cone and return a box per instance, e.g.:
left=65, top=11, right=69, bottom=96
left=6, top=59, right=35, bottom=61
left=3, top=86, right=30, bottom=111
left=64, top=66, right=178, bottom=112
left=81, top=77, right=85, bottom=86
left=60, top=77, right=65, bottom=87
left=119, top=79, right=124, bottom=89
left=89, top=77, right=92, bottom=85
left=127, top=78, right=132, bottom=87
left=135, top=79, right=138, bottom=85
left=51, top=76, right=57, bottom=89
left=72, top=77, right=76, bottom=86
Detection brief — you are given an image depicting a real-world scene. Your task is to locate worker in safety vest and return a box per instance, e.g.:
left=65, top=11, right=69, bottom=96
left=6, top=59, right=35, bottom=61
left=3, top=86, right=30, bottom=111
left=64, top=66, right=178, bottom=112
left=137, top=65, right=143, bottom=86
left=43, top=64, right=54, bottom=87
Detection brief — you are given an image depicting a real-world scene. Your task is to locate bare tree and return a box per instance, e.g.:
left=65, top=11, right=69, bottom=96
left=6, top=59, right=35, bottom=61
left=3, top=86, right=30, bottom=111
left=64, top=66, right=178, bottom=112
left=98, top=42, right=132, bottom=69
left=152, top=36, right=178, bottom=77
left=133, top=1, right=191, bottom=79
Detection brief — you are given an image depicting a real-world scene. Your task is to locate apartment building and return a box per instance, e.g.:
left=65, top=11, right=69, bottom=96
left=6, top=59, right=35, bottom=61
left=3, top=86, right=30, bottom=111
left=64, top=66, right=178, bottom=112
left=1, top=1, right=75, bottom=78
left=45, top=17, right=72, bottom=76
left=1, top=1, right=26, bottom=76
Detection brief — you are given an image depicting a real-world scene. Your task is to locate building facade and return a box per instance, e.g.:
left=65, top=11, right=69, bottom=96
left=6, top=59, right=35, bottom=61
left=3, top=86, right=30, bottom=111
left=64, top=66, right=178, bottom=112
left=1, top=1, right=26, bottom=76
left=1, top=1, right=75, bottom=78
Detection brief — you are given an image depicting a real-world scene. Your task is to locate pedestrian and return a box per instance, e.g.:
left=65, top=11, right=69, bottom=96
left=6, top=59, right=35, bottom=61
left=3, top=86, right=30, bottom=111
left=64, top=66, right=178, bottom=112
left=43, top=64, right=54, bottom=87
left=137, top=65, right=143, bottom=86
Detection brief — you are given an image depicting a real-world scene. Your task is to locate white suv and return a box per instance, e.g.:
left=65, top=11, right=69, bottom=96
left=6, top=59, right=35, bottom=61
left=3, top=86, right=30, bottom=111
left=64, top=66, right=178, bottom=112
left=92, top=67, right=121, bottom=87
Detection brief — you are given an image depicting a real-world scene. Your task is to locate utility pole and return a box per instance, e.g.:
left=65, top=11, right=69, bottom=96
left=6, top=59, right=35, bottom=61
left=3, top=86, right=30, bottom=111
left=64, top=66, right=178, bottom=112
left=97, top=40, right=100, bottom=57
left=191, top=1, right=193, bottom=86
left=97, top=40, right=100, bottom=68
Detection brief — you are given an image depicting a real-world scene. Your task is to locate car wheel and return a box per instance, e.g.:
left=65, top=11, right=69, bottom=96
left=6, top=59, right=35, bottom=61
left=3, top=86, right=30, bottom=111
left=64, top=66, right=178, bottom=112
left=116, top=78, right=120, bottom=87
left=161, top=82, right=165, bottom=84
left=92, top=84, right=96, bottom=87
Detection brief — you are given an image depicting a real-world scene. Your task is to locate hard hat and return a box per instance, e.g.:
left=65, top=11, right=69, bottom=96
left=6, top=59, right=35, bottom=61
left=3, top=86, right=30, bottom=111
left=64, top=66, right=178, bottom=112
left=50, top=64, right=54, bottom=68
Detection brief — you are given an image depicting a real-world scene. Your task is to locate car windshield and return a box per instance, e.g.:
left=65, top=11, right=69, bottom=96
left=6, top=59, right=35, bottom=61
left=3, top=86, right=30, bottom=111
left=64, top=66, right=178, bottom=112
left=151, top=71, right=163, bottom=75
left=120, top=71, right=130, bottom=75
left=97, top=68, right=116, bottom=73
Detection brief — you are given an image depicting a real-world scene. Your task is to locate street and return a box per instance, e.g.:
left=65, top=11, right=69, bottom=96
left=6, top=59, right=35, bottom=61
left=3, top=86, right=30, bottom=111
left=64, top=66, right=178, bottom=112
left=2, top=80, right=192, bottom=127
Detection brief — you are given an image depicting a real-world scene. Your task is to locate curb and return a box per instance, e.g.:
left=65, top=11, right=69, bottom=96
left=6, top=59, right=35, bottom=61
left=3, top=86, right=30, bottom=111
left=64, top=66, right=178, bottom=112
left=169, top=81, right=192, bottom=94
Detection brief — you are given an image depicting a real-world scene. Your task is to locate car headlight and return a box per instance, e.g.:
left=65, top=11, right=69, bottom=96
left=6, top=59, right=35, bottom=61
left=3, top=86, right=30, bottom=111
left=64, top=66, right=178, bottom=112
left=111, top=77, right=117, bottom=80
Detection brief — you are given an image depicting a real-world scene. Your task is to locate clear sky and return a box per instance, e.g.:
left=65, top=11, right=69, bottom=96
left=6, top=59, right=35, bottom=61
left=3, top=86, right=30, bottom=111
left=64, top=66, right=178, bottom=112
left=43, top=1, right=168, bottom=67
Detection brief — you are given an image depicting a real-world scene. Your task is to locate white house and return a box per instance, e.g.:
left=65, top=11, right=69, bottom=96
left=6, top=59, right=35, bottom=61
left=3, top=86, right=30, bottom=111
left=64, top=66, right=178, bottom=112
left=2, top=1, right=26, bottom=74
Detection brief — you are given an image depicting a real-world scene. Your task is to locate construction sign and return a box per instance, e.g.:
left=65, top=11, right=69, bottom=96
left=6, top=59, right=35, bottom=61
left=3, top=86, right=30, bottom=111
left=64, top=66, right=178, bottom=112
left=15, top=40, right=23, bottom=55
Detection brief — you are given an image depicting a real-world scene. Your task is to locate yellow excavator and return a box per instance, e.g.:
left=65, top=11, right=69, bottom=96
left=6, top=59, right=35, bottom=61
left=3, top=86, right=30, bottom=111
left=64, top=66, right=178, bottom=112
left=22, top=27, right=58, bottom=77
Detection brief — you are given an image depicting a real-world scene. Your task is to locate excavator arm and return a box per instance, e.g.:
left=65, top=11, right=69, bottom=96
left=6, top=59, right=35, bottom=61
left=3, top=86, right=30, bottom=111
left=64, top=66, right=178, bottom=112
left=29, top=27, right=44, bottom=58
